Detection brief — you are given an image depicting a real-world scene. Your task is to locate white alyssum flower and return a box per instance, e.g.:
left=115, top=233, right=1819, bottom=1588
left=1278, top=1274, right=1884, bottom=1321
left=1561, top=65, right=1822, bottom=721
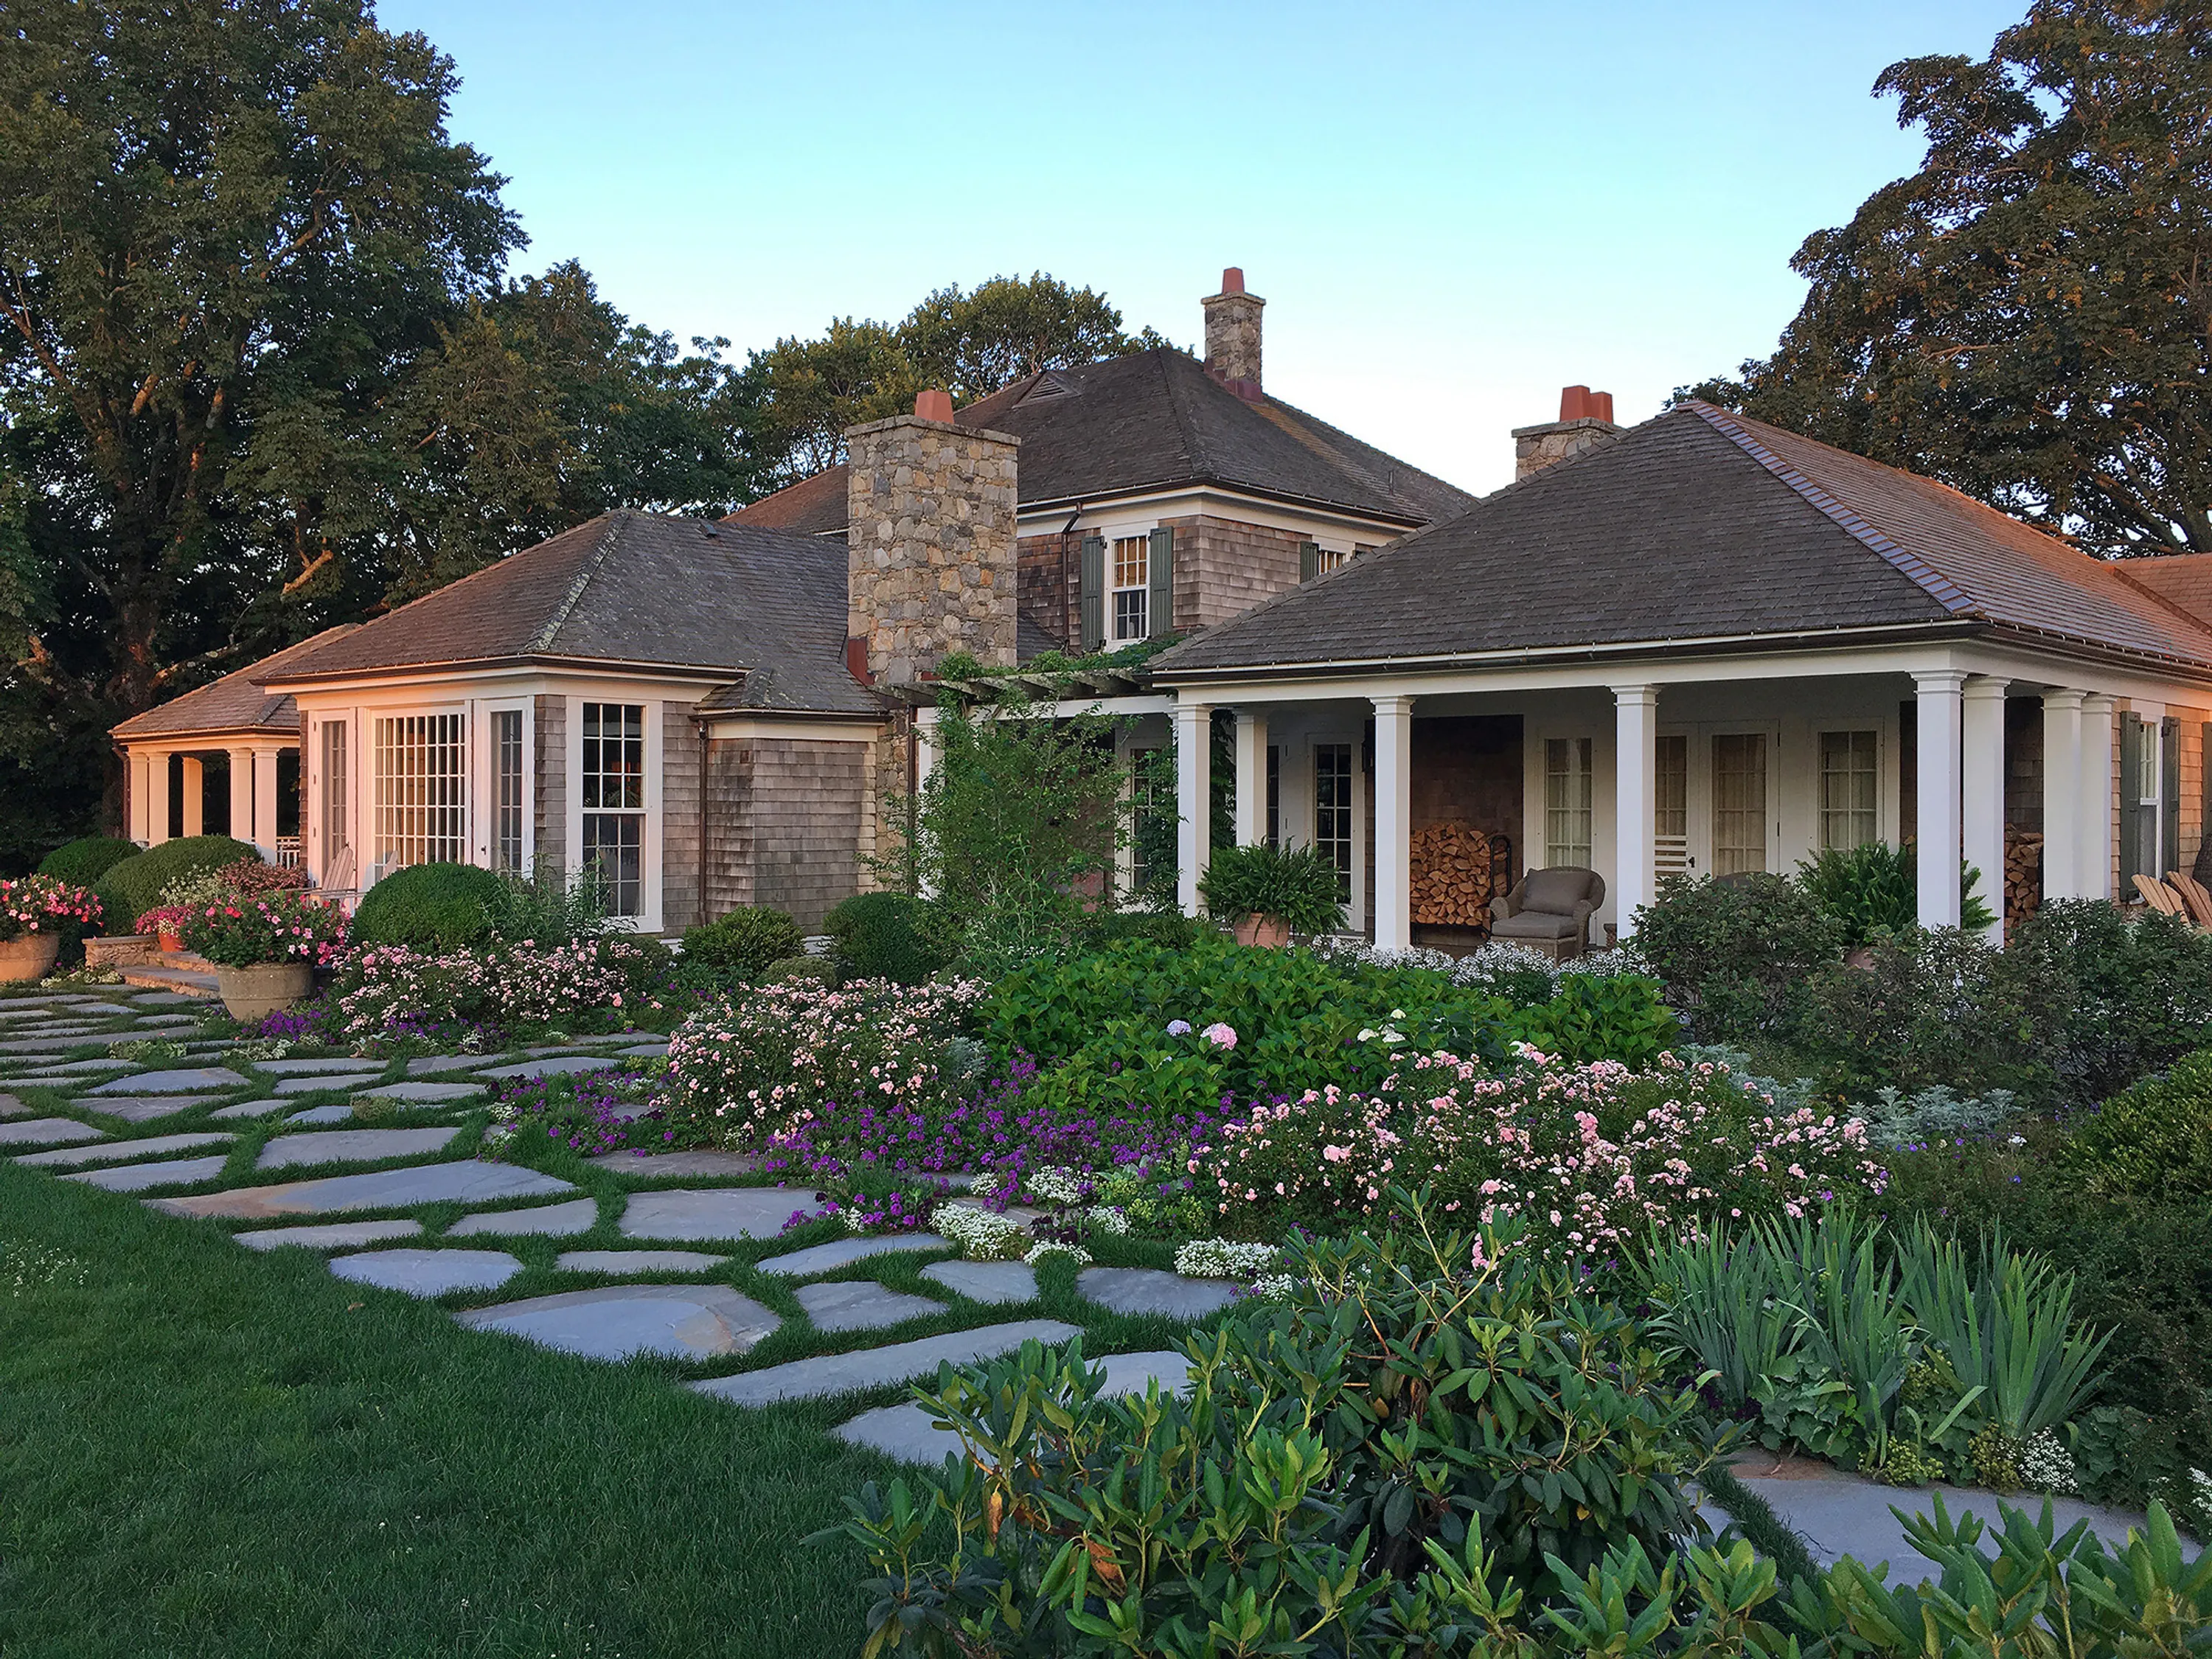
left=934, top=1204, right=1029, bottom=1262
left=1025, top=1166, right=1087, bottom=1206
left=1175, top=1238, right=1280, bottom=1279
left=1248, top=1273, right=1295, bottom=1301
left=1023, top=1239, right=1092, bottom=1267
left=2019, top=1427, right=2079, bottom=1495
left=1086, top=1205, right=1130, bottom=1236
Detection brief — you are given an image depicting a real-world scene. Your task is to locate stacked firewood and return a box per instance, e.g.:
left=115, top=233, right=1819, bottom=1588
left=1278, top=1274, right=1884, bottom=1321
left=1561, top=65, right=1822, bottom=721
left=2004, top=829, right=2042, bottom=933
left=1411, top=822, right=1500, bottom=928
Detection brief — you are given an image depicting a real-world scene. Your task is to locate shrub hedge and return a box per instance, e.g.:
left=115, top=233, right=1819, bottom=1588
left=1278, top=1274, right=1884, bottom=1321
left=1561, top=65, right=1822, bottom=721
left=349, top=861, right=505, bottom=951
left=681, top=906, right=802, bottom=982
left=94, top=835, right=257, bottom=934
left=824, top=892, right=942, bottom=984
left=37, top=835, right=140, bottom=887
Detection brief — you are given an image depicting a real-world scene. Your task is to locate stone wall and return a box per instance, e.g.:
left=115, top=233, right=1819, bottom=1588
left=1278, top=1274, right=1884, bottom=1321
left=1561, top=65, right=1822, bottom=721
left=1511, top=417, right=1622, bottom=481
left=846, top=413, right=1020, bottom=683
left=534, top=693, right=566, bottom=874
left=660, top=703, right=703, bottom=932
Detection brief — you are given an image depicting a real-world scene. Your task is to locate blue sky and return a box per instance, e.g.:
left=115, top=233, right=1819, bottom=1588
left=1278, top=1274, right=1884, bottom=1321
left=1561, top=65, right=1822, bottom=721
left=378, top=0, right=2023, bottom=495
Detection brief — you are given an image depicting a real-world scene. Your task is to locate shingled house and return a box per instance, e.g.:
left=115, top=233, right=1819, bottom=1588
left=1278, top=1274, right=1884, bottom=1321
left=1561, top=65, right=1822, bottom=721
left=1145, top=398, right=2212, bottom=947
left=110, top=271, right=1474, bottom=931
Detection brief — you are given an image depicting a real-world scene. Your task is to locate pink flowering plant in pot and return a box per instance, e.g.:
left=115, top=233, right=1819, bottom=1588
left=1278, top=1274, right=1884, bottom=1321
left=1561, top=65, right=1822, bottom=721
left=181, top=891, right=349, bottom=967
left=0, top=874, right=102, bottom=981
left=133, top=903, right=196, bottom=949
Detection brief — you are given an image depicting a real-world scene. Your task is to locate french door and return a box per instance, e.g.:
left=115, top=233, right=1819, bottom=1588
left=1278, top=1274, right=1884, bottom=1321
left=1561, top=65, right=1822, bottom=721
left=1656, top=723, right=1780, bottom=877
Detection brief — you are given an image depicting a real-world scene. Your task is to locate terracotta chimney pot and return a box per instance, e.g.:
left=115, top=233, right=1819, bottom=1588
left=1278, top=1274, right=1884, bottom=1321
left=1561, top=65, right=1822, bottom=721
left=914, top=387, right=956, bottom=424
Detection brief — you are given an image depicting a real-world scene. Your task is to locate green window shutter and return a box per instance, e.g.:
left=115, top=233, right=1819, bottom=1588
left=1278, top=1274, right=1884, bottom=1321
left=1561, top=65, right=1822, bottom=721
left=1079, top=535, right=1105, bottom=650
left=2121, top=712, right=2145, bottom=885
left=2163, top=717, right=2182, bottom=874
left=1299, top=540, right=1319, bottom=582
left=1147, top=526, right=1174, bottom=636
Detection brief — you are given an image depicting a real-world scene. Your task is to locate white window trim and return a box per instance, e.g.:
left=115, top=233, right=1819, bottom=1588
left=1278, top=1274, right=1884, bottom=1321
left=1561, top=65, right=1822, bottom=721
left=566, top=695, right=662, bottom=933
left=1109, top=531, right=1150, bottom=644
left=475, top=698, right=535, bottom=877
left=1812, top=724, right=1885, bottom=854
left=368, top=704, right=470, bottom=882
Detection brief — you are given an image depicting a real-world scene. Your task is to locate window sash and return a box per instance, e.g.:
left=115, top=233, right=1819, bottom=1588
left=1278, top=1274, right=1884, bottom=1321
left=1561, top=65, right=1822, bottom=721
left=1818, top=729, right=1879, bottom=852
left=581, top=702, right=645, bottom=810
left=322, top=721, right=349, bottom=869
left=1314, top=743, right=1354, bottom=902
left=1111, top=536, right=1150, bottom=641
left=493, top=710, right=525, bottom=873
left=1711, top=731, right=1769, bottom=874
left=1544, top=737, right=1593, bottom=867
left=1265, top=745, right=1280, bottom=850
left=1313, top=546, right=1348, bottom=575
left=582, top=813, right=642, bottom=917
left=372, top=713, right=467, bottom=869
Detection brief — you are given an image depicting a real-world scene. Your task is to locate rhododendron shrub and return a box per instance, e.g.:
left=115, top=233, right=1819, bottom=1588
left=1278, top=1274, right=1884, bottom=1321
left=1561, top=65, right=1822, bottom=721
left=1399, top=1047, right=1887, bottom=1251
left=664, top=977, right=985, bottom=1150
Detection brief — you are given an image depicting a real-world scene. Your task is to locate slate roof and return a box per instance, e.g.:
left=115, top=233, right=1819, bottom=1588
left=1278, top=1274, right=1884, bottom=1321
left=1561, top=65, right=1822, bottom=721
left=1150, top=403, right=2212, bottom=679
left=259, top=511, right=878, bottom=716
left=726, top=349, right=1476, bottom=535
left=2119, top=553, right=2212, bottom=629
left=111, top=627, right=361, bottom=742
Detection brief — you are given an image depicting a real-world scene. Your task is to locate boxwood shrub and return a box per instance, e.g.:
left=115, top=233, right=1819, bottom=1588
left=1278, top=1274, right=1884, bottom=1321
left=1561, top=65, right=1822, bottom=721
left=38, top=835, right=141, bottom=887
left=94, top=835, right=257, bottom=934
left=350, top=861, right=505, bottom=950
left=824, top=891, right=943, bottom=984
left=681, top=905, right=802, bottom=982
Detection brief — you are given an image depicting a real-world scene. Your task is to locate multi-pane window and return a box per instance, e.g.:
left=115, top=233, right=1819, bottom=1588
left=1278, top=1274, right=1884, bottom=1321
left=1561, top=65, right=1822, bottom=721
left=374, top=713, right=466, bottom=869
left=1544, top=737, right=1593, bottom=867
left=1655, top=733, right=1689, bottom=875
left=321, top=720, right=349, bottom=873
left=1129, top=751, right=1165, bottom=898
left=1265, top=745, right=1281, bottom=850
left=1314, top=743, right=1354, bottom=902
left=1111, top=535, right=1149, bottom=641
left=1313, top=545, right=1348, bottom=575
left=493, top=710, right=525, bottom=873
left=1818, top=730, right=1879, bottom=852
left=581, top=702, right=645, bottom=916
left=1712, top=732, right=1770, bottom=875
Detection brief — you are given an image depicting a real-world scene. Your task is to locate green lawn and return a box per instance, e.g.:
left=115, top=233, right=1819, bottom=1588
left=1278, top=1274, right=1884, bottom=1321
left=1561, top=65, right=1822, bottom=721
left=0, top=1030, right=1198, bottom=1658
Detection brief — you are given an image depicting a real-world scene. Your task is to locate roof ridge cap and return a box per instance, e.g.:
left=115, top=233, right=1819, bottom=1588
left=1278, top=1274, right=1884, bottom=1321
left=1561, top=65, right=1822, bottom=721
left=1684, top=403, right=1981, bottom=618
left=529, top=514, right=625, bottom=654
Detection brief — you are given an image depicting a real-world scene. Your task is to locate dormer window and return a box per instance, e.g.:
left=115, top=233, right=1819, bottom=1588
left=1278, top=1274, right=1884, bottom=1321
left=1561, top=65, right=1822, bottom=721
left=1112, top=535, right=1150, bottom=641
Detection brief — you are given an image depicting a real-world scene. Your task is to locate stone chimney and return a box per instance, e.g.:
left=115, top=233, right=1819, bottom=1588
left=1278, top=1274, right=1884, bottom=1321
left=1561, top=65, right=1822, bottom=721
left=1512, top=385, right=1623, bottom=480
left=1202, top=267, right=1264, bottom=398
left=845, top=389, right=1020, bottom=684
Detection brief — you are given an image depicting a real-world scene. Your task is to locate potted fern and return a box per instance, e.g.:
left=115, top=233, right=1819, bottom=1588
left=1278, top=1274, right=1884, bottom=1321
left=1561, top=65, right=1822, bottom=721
left=1199, top=843, right=1344, bottom=947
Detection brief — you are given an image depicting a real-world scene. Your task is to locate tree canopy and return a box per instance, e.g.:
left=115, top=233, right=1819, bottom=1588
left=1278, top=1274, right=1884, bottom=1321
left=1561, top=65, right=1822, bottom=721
left=0, top=1, right=1161, bottom=866
left=1681, top=0, right=2212, bottom=559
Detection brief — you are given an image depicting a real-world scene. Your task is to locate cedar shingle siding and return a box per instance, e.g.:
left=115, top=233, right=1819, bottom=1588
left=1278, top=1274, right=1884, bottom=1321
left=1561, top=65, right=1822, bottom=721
left=751, top=739, right=866, bottom=931
left=535, top=694, right=566, bottom=874
left=661, top=703, right=703, bottom=931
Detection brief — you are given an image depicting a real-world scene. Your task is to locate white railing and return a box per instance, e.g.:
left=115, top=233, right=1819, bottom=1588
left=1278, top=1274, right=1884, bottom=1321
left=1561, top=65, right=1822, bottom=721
left=274, top=836, right=302, bottom=869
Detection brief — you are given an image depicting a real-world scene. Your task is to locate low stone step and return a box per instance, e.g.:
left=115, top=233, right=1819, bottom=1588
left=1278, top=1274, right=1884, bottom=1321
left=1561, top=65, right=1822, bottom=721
left=755, top=1234, right=948, bottom=1278
left=119, top=964, right=219, bottom=996
left=691, top=1318, right=1082, bottom=1408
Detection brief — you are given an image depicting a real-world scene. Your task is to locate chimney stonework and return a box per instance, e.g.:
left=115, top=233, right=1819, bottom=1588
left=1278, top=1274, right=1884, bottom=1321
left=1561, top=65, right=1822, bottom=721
left=845, top=392, right=1020, bottom=684
left=1511, top=385, right=1624, bottom=481
left=1202, top=267, right=1265, bottom=396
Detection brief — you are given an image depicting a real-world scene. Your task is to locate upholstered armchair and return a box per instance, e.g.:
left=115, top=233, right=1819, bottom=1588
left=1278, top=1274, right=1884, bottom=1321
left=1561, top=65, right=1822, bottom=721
left=1489, top=866, right=1606, bottom=960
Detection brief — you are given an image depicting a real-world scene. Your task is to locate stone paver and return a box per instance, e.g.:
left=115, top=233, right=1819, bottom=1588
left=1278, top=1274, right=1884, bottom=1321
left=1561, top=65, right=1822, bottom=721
left=448, top=1197, right=599, bottom=1237
left=16, top=1131, right=232, bottom=1169
left=355, top=1080, right=480, bottom=1102
left=0, top=1093, right=25, bottom=1119
left=922, top=1260, right=1039, bottom=1305
left=694, top=1319, right=1085, bottom=1408
left=285, top=1105, right=357, bottom=1125
left=209, top=1098, right=289, bottom=1120
left=236, top=1219, right=424, bottom=1251
left=458, top=1284, right=779, bottom=1360
left=150, top=1160, right=576, bottom=1220
left=795, top=1280, right=944, bottom=1332
left=474, top=1055, right=622, bottom=1081
left=255, top=1057, right=386, bottom=1076
left=1724, top=1456, right=2153, bottom=1580
left=1077, top=1267, right=1239, bottom=1320
left=65, top=1155, right=232, bottom=1192
left=129, top=992, right=200, bottom=1007
left=757, top=1234, right=949, bottom=1277
left=0, top=1117, right=107, bottom=1147
left=254, top=1127, right=461, bottom=1169
left=406, top=1054, right=489, bottom=1077
left=619, top=1187, right=809, bottom=1241
left=581, top=1148, right=762, bottom=1178
left=28, top=1058, right=135, bottom=1074
left=83, top=1067, right=246, bottom=1094
left=74, top=1096, right=205, bottom=1121
left=618, top=1041, right=669, bottom=1058
left=838, top=1349, right=1193, bottom=1464
left=556, top=1248, right=727, bottom=1273
left=273, top=1075, right=380, bottom=1096
left=330, top=1248, right=523, bottom=1297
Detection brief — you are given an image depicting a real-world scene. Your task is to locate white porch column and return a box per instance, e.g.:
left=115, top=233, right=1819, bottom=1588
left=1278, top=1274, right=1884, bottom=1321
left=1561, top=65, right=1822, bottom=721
left=2041, top=689, right=2085, bottom=900
left=1914, top=670, right=1966, bottom=928
left=256, top=748, right=282, bottom=852
left=1371, top=695, right=1414, bottom=950
left=228, top=747, right=257, bottom=849
left=2081, top=695, right=2117, bottom=900
left=179, top=757, right=204, bottom=839
left=125, top=752, right=149, bottom=843
left=1233, top=709, right=1268, bottom=846
left=144, top=751, right=171, bottom=846
left=1612, top=685, right=1658, bottom=933
left=1174, top=700, right=1212, bottom=919
left=1961, top=677, right=2009, bottom=939
left=911, top=711, right=940, bottom=900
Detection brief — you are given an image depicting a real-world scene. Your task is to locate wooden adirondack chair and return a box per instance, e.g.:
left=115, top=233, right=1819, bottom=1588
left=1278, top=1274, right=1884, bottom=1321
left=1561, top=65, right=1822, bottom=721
left=2134, top=872, right=2188, bottom=917
left=2168, top=870, right=2212, bottom=929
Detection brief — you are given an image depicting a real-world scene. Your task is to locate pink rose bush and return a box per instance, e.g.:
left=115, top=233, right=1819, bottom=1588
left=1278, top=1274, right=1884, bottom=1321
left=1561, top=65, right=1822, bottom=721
left=0, top=874, right=100, bottom=942
left=664, top=976, right=985, bottom=1148
left=332, top=938, right=654, bottom=1040
left=1193, top=1084, right=1404, bottom=1234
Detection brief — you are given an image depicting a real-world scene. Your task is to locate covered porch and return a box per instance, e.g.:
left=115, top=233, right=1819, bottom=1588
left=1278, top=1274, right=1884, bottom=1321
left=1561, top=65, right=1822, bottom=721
left=1167, top=643, right=2201, bottom=950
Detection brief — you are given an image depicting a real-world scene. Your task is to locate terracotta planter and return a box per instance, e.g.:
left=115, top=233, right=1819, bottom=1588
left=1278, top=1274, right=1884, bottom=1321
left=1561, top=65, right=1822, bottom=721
left=157, top=931, right=184, bottom=953
left=1231, top=914, right=1292, bottom=949
left=0, top=933, right=60, bottom=984
left=215, top=961, right=313, bottom=1021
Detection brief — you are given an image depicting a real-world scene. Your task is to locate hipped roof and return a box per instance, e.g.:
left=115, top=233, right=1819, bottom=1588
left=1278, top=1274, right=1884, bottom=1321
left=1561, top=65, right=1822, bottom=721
left=111, top=627, right=360, bottom=742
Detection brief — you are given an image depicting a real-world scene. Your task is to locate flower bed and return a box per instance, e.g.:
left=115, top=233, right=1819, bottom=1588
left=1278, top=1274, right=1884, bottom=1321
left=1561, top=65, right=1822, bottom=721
left=329, top=937, right=661, bottom=1043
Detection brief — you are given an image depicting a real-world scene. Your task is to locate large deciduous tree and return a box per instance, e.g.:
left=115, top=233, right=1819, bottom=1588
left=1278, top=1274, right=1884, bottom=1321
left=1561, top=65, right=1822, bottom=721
left=1684, top=0, right=2212, bottom=557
